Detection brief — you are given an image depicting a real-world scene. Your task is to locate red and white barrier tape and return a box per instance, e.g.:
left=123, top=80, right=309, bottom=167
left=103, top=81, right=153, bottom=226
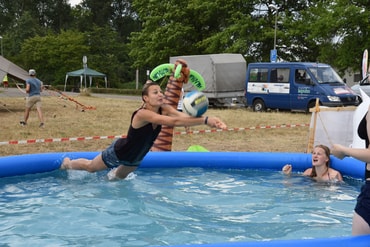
left=0, top=123, right=309, bottom=145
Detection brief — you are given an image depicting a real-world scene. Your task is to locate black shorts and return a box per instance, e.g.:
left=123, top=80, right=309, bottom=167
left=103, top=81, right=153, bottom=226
left=355, top=180, right=370, bottom=226
left=101, top=140, right=141, bottom=168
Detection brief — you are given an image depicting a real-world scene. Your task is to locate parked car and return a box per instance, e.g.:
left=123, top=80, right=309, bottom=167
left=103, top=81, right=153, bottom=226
left=351, top=76, right=370, bottom=98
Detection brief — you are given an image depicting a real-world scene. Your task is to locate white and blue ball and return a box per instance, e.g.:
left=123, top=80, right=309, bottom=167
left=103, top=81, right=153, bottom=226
left=182, top=91, right=209, bottom=117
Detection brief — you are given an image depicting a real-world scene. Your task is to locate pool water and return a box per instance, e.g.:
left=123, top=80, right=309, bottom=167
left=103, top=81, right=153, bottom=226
left=0, top=168, right=362, bottom=246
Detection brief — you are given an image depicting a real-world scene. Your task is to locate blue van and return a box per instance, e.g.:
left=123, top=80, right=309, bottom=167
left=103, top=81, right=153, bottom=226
left=245, top=62, right=360, bottom=112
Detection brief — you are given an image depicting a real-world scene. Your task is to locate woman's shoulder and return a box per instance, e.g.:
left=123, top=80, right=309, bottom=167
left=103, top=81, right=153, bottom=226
left=329, top=167, right=339, bottom=173
left=303, top=168, right=312, bottom=175
left=328, top=168, right=343, bottom=181
left=160, top=104, right=172, bottom=111
left=329, top=168, right=342, bottom=176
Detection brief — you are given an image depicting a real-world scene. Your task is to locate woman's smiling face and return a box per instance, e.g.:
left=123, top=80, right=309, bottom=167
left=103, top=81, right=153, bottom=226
left=143, top=84, right=164, bottom=106
left=311, top=146, right=329, bottom=167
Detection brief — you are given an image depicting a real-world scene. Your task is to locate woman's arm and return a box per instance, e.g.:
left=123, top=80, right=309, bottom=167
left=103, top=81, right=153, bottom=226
left=332, top=144, right=370, bottom=163
left=134, top=106, right=227, bottom=129
left=302, top=168, right=312, bottom=176
left=282, top=164, right=292, bottom=175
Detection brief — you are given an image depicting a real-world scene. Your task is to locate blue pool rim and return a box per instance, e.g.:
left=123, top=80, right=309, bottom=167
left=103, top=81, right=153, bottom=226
left=0, top=151, right=369, bottom=246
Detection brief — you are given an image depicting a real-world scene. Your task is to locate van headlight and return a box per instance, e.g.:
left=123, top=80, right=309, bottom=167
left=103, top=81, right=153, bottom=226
left=327, top=96, right=341, bottom=102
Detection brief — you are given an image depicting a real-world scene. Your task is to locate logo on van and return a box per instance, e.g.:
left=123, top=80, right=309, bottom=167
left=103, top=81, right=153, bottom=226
left=298, top=87, right=310, bottom=94
left=262, top=84, right=269, bottom=93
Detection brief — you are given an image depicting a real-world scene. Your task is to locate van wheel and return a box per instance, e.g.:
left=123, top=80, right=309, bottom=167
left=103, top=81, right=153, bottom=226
left=253, top=99, right=266, bottom=112
left=307, top=101, right=321, bottom=112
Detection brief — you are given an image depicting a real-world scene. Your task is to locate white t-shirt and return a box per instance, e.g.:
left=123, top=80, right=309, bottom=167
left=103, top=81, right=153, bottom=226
left=177, top=88, right=185, bottom=111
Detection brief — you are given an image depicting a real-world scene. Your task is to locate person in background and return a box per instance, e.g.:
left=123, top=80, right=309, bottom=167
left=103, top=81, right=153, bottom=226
left=282, top=144, right=343, bottom=182
left=177, top=87, right=185, bottom=112
left=61, top=81, right=227, bottom=180
left=20, top=69, right=44, bottom=128
left=332, top=105, right=370, bottom=235
left=177, top=87, right=190, bottom=132
left=2, top=74, right=9, bottom=89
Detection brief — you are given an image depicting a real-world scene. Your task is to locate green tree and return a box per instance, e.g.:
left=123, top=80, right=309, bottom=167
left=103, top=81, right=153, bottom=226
left=5, top=11, right=45, bottom=58
left=3, top=0, right=370, bottom=88
left=259, top=0, right=370, bottom=73
left=0, top=0, right=73, bottom=33
left=74, top=0, right=140, bottom=39
left=18, top=28, right=134, bottom=87
left=111, top=0, right=141, bottom=42
left=129, top=0, right=223, bottom=68
left=314, top=0, right=370, bottom=73
left=85, top=25, right=134, bottom=86
left=19, top=30, right=89, bottom=84
left=80, top=0, right=113, bottom=27
left=128, top=0, right=370, bottom=74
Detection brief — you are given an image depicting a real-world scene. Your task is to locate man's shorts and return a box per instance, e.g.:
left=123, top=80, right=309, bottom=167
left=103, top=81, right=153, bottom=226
left=26, top=95, right=41, bottom=108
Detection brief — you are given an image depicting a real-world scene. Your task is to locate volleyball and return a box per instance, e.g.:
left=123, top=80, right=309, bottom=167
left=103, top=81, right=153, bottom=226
left=182, top=91, right=209, bottom=117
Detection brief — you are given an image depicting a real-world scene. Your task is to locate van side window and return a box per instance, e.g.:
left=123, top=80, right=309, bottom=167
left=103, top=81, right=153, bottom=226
left=271, top=68, right=289, bottom=83
left=249, top=68, right=268, bottom=82
left=295, top=69, right=310, bottom=84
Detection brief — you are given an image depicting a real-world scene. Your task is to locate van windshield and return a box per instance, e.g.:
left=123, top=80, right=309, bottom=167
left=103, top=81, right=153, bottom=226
left=308, top=66, right=344, bottom=84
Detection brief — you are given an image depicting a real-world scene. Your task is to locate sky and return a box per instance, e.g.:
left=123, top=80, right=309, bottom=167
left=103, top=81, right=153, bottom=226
left=68, top=0, right=81, bottom=6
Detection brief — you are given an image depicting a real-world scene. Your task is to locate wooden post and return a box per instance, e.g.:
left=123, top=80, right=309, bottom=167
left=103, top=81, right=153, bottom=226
left=306, top=98, right=320, bottom=153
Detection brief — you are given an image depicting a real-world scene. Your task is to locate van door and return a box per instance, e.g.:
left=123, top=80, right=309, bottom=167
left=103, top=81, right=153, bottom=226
left=290, top=68, right=315, bottom=110
left=247, top=66, right=291, bottom=110
left=268, top=67, right=291, bottom=109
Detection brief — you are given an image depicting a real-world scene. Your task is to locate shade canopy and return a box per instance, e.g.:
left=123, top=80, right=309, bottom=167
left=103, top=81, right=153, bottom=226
left=64, top=67, right=107, bottom=91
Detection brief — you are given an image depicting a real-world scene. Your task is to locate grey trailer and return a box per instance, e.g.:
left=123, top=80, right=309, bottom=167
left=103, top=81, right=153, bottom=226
left=170, top=54, right=247, bottom=107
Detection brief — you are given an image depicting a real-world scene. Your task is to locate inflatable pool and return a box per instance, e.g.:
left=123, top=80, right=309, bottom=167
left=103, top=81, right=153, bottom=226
left=0, top=151, right=365, bottom=179
left=0, top=151, right=369, bottom=247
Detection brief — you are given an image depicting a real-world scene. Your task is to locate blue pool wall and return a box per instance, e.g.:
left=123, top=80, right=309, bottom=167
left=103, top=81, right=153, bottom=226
left=170, top=234, right=370, bottom=247
left=0, top=151, right=364, bottom=179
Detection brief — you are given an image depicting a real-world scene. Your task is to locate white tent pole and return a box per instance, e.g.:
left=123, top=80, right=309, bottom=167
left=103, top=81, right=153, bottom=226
left=64, top=75, right=68, bottom=91
left=84, top=71, right=87, bottom=88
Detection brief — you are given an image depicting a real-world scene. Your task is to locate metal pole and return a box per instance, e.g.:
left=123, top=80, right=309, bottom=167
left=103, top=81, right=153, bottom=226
left=0, top=36, right=3, bottom=56
left=273, top=13, right=277, bottom=50
left=268, top=4, right=279, bottom=51
left=268, top=4, right=279, bottom=62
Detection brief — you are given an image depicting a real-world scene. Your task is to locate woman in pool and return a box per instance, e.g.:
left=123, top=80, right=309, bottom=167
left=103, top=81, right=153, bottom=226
left=282, top=144, right=343, bottom=182
left=61, top=81, right=227, bottom=179
left=332, top=105, right=370, bottom=236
